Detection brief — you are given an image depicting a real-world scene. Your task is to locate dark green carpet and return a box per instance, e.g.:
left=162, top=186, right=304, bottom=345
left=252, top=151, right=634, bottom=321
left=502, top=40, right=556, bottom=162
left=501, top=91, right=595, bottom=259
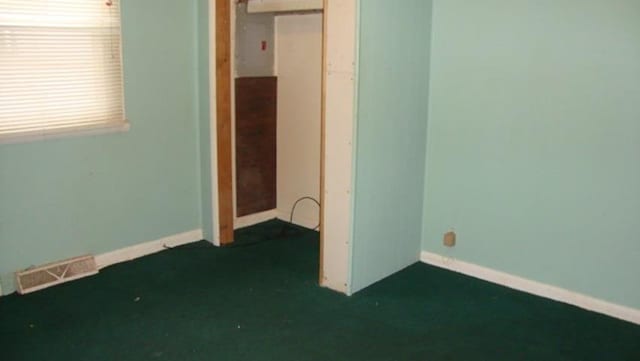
left=1, top=219, right=638, bottom=360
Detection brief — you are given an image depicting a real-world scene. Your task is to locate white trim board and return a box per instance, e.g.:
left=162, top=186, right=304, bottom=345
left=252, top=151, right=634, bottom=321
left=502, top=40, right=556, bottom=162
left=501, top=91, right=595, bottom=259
left=320, top=0, right=357, bottom=295
left=421, top=251, right=640, bottom=325
left=235, top=209, right=278, bottom=229
left=277, top=211, right=318, bottom=231
left=96, top=229, right=204, bottom=270
left=208, top=0, right=221, bottom=246
left=248, top=0, right=323, bottom=13
left=233, top=209, right=317, bottom=231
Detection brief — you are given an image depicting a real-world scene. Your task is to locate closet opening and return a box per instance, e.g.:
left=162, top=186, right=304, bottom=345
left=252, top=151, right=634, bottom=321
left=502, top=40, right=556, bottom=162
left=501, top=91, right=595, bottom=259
left=213, top=0, right=356, bottom=293
left=233, top=2, right=323, bottom=235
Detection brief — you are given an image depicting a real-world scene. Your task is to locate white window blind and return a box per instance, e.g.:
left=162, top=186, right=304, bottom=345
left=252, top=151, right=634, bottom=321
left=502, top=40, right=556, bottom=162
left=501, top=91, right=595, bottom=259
left=0, top=0, right=126, bottom=141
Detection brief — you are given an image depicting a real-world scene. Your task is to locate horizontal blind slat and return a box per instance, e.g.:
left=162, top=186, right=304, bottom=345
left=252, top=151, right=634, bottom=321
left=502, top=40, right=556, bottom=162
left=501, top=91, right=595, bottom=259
left=0, top=0, right=125, bottom=138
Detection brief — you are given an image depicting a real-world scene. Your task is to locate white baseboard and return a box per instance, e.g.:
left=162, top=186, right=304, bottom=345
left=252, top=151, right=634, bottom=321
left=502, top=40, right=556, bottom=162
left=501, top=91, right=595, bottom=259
left=234, top=209, right=278, bottom=229
left=421, top=252, right=640, bottom=325
left=0, top=230, right=204, bottom=297
left=248, top=0, right=323, bottom=13
left=232, top=208, right=318, bottom=231
left=96, top=229, right=203, bottom=269
left=277, top=210, right=318, bottom=230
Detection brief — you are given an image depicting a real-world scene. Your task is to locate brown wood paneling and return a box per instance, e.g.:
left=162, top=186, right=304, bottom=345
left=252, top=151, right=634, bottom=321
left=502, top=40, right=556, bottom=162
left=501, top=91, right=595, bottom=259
left=216, top=0, right=234, bottom=244
left=235, top=77, right=277, bottom=217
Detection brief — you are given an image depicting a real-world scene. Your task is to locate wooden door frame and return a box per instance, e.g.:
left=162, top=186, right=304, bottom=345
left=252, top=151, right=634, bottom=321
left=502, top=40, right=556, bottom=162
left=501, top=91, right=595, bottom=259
left=214, top=0, right=234, bottom=245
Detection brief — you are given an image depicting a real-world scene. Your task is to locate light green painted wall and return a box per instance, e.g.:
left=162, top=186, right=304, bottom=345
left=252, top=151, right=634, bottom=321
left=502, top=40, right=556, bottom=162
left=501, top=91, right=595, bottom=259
left=423, top=0, right=640, bottom=308
left=0, top=0, right=202, bottom=294
left=351, top=0, right=433, bottom=293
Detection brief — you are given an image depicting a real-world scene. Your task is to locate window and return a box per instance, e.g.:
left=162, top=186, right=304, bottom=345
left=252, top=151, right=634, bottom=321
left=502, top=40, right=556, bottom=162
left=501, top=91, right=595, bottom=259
left=0, top=0, right=126, bottom=142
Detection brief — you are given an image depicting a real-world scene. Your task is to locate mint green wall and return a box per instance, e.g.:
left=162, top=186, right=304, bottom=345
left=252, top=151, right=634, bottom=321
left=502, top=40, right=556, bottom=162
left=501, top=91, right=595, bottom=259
left=423, top=0, right=640, bottom=308
left=197, top=0, right=214, bottom=241
left=0, top=0, right=202, bottom=294
left=351, top=0, right=433, bottom=293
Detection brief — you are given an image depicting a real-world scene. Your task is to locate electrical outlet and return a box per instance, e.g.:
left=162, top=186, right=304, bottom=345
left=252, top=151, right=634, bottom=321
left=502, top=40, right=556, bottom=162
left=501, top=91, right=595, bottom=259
left=443, top=231, right=456, bottom=247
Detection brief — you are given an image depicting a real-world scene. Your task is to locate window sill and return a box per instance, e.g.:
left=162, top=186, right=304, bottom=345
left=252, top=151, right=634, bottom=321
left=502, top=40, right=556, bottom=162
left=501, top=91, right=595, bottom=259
left=0, top=121, right=130, bottom=145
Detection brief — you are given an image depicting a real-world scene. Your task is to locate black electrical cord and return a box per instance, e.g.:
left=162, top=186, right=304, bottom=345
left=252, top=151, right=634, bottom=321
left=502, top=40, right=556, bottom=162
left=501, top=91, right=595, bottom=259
left=226, top=196, right=321, bottom=248
left=288, top=196, right=321, bottom=231
left=164, top=196, right=321, bottom=250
